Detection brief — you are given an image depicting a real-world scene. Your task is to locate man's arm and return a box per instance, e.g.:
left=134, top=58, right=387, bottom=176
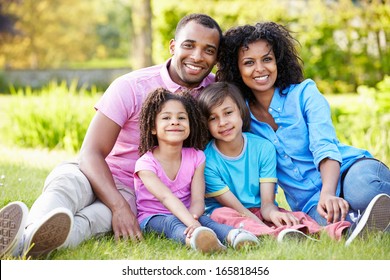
left=78, top=111, right=142, bottom=241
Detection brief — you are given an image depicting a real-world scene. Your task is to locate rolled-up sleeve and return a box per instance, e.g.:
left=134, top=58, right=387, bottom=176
left=301, top=81, right=342, bottom=170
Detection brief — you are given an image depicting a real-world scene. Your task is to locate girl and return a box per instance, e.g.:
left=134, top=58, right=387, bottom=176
left=134, top=87, right=258, bottom=253
left=197, top=82, right=350, bottom=241
left=216, top=22, right=390, bottom=245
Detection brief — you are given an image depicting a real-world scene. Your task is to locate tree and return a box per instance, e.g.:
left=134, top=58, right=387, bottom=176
left=130, top=0, right=153, bottom=69
left=0, top=0, right=104, bottom=69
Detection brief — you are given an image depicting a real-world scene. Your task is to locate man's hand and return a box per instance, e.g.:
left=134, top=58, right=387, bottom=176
left=112, top=205, right=143, bottom=242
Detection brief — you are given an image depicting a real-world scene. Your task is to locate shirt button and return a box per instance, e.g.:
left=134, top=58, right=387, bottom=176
left=269, top=108, right=273, bottom=112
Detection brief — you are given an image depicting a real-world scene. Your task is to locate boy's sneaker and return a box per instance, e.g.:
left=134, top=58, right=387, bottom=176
left=23, top=207, right=73, bottom=258
left=229, top=227, right=259, bottom=249
left=0, top=201, right=29, bottom=258
left=277, top=228, right=319, bottom=243
left=345, top=193, right=390, bottom=246
left=190, top=226, right=226, bottom=253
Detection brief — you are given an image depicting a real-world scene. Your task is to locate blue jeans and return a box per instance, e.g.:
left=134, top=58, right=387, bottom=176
left=143, top=214, right=234, bottom=245
left=308, top=158, right=390, bottom=226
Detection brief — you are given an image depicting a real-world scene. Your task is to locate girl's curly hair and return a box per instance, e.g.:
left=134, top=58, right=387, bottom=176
left=216, top=22, right=304, bottom=102
left=138, top=88, right=209, bottom=156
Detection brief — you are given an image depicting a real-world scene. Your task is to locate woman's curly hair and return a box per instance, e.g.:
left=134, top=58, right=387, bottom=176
left=216, top=22, right=304, bottom=102
left=138, top=88, right=209, bottom=156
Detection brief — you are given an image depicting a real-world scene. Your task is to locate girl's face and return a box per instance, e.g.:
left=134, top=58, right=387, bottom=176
left=237, top=39, right=277, bottom=96
left=153, top=100, right=190, bottom=145
left=207, top=96, right=243, bottom=143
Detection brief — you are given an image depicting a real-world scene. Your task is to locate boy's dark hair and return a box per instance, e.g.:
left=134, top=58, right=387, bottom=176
left=138, top=88, right=208, bottom=156
left=197, top=82, right=251, bottom=138
left=216, top=22, right=304, bottom=102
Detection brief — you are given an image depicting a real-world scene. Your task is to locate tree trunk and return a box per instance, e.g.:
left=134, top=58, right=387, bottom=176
left=131, top=0, right=153, bottom=69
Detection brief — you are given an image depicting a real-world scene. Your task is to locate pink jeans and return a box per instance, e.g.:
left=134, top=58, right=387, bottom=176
left=210, top=207, right=351, bottom=240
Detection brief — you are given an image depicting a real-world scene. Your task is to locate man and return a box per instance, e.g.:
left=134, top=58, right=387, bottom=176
left=0, top=13, right=222, bottom=258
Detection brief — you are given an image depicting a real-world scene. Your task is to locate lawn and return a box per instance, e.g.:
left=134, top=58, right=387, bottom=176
left=0, top=88, right=389, bottom=263
left=1, top=145, right=389, bottom=261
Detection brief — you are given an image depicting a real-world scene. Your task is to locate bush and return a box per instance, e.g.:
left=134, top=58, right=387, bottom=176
left=3, top=80, right=100, bottom=153
left=331, top=76, right=390, bottom=165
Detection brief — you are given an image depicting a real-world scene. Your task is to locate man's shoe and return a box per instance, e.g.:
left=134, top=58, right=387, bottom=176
left=24, top=207, right=73, bottom=258
left=229, top=228, right=259, bottom=249
left=277, top=228, right=319, bottom=243
left=0, top=201, right=28, bottom=258
left=190, top=226, right=226, bottom=253
left=345, top=193, right=390, bottom=246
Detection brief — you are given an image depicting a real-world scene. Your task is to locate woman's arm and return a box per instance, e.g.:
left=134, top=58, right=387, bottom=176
left=302, top=83, right=349, bottom=223
left=318, top=158, right=349, bottom=223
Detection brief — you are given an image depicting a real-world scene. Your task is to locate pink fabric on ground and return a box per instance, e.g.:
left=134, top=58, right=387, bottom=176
left=210, top=207, right=350, bottom=240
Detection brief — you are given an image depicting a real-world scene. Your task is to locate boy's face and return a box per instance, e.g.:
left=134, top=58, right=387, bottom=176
left=207, top=96, right=243, bottom=145
left=168, top=21, right=220, bottom=89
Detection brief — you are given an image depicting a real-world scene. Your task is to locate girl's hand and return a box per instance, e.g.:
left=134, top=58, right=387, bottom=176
left=269, top=211, right=300, bottom=227
left=318, top=193, right=349, bottom=224
left=184, top=221, right=202, bottom=238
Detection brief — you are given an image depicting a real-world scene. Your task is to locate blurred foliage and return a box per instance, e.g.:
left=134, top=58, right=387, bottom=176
left=331, top=75, right=390, bottom=164
left=2, top=80, right=100, bottom=152
left=0, top=0, right=389, bottom=93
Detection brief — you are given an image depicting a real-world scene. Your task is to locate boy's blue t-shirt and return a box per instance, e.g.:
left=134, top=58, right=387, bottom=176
left=204, top=132, right=277, bottom=215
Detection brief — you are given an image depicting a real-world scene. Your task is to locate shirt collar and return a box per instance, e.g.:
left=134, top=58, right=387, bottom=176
left=160, top=58, right=214, bottom=94
left=269, top=87, right=285, bottom=114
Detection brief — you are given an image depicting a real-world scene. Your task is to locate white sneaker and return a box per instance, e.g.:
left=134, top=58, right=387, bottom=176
left=190, top=226, right=226, bottom=253
left=277, top=228, right=319, bottom=243
left=0, top=201, right=29, bottom=258
left=229, top=228, right=259, bottom=249
left=23, top=207, right=73, bottom=258
left=345, top=193, right=390, bottom=246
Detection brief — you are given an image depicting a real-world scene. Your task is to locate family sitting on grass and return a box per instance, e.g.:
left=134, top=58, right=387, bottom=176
left=1, top=14, right=389, bottom=259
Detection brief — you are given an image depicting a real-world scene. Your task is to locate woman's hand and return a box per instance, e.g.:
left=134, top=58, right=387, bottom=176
left=317, top=193, right=349, bottom=223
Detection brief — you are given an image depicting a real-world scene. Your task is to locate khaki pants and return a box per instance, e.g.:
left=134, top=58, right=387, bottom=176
left=27, top=162, right=136, bottom=248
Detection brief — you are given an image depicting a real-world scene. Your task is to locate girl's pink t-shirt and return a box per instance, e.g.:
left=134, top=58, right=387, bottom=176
left=134, top=147, right=205, bottom=223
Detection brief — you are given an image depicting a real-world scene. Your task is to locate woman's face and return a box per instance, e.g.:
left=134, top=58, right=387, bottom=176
left=237, top=39, right=277, bottom=95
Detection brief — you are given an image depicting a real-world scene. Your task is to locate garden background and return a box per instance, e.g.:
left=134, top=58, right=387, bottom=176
left=0, top=0, right=389, bottom=260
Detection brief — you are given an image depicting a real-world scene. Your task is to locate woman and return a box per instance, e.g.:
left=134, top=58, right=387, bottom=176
left=216, top=21, right=390, bottom=245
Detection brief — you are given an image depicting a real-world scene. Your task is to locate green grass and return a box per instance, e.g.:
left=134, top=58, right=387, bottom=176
left=0, top=145, right=389, bottom=260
